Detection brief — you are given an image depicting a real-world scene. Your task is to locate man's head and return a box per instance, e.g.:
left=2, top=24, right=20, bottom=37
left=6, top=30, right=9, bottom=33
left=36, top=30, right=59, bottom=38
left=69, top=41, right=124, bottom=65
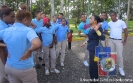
left=52, top=15, right=57, bottom=22
left=41, top=13, right=45, bottom=19
left=61, top=18, right=66, bottom=25
left=35, top=10, right=42, bottom=20
left=110, top=11, right=117, bottom=21
left=58, top=13, right=63, bottom=19
left=0, top=5, right=15, bottom=24
left=101, top=12, right=108, bottom=20
left=81, top=14, right=86, bottom=22
left=44, top=18, right=50, bottom=26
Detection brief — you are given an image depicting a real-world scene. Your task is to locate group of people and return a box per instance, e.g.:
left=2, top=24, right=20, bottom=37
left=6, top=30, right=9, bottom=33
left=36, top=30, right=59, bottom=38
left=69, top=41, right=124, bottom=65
left=0, top=4, right=128, bottom=83
left=0, top=4, right=73, bottom=83
left=79, top=12, right=128, bottom=83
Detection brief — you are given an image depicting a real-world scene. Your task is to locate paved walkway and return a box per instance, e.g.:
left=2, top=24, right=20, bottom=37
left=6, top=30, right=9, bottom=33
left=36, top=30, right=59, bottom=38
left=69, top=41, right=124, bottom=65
left=37, top=37, right=133, bottom=83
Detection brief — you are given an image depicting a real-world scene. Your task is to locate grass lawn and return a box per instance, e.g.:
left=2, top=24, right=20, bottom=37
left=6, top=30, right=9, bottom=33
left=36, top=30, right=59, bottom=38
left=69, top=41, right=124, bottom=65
left=128, top=21, right=133, bottom=29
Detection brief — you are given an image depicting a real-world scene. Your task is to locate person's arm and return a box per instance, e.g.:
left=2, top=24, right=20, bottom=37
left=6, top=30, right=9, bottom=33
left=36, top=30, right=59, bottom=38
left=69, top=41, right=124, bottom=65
left=78, top=30, right=87, bottom=37
left=0, top=30, right=5, bottom=47
left=94, top=25, right=105, bottom=40
left=122, top=28, right=128, bottom=45
left=121, top=21, right=128, bottom=45
left=49, top=34, right=55, bottom=48
left=20, top=30, right=41, bottom=61
left=0, top=43, right=6, bottom=47
left=31, top=22, right=36, bottom=29
left=104, top=23, right=109, bottom=35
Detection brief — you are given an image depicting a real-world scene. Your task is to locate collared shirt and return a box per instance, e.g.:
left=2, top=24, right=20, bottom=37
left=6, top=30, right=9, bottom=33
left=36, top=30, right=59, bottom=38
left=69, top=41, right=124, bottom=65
left=78, top=19, right=90, bottom=34
left=34, top=26, right=55, bottom=46
left=101, top=20, right=109, bottom=31
left=56, top=19, right=69, bottom=25
left=0, top=20, right=9, bottom=30
left=32, top=18, right=43, bottom=32
left=0, top=22, right=38, bottom=70
left=55, top=24, right=70, bottom=42
left=108, top=20, right=127, bottom=39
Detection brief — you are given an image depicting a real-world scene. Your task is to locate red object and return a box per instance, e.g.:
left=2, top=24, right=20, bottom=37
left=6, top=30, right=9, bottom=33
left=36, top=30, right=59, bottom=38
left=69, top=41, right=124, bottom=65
left=98, top=64, right=107, bottom=76
left=84, top=24, right=90, bottom=30
left=68, top=33, right=73, bottom=42
left=43, top=17, right=50, bottom=25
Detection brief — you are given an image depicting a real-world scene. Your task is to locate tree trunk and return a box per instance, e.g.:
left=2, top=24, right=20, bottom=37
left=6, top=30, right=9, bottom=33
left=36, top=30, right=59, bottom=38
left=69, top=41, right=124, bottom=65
left=50, top=0, right=55, bottom=20
left=60, top=0, right=64, bottom=13
left=126, top=0, right=131, bottom=25
left=118, top=0, right=120, bottom=19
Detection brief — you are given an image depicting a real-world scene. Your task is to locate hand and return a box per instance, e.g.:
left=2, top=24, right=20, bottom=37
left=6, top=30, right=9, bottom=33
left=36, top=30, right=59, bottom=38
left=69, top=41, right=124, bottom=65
left=122, top=41, right=126, bottom=46
left=93, top=24, right=101, bottom=31
left=55, top=40, right=57, bottom=44
left=49, top=44, right=53, bottom=48
left=80, top=42, right=86, bottom=47
left=19, top=50, right=32, bottom=61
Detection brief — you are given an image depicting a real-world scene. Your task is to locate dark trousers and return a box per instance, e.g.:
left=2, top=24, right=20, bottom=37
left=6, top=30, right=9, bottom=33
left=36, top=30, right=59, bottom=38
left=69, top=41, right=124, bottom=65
left=89, top=50, right=99, bottom=83
left=68, top=42, right=71, bottom=50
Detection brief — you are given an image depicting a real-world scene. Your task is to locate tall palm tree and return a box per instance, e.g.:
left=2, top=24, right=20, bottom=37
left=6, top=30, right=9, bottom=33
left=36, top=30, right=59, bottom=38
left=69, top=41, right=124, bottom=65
left=126, top=0, right=131, bottom=24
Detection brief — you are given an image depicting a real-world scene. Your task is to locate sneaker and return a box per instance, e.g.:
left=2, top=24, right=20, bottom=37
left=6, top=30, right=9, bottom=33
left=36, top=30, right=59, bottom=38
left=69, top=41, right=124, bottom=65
left=119, top=68, right=125, bottom=76
left=61, top=62, right=64, bottom=67
left=83, top=61, right=89, bottom=67
left=51, top=69, right=60, bottom=74
left=41, top=49, right=44, bottom=52
left=38, top=57, right=42, bottom=61
left=45, top=70, right=50, bottom=75
left=65, top=52, right=67, bottom=55
left=59, top=52, right=61, bottom=55
left=35, top=64, right=41, bottom=69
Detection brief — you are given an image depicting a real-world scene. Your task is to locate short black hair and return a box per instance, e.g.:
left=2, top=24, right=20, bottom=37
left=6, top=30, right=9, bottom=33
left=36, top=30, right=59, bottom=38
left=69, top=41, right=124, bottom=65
left=93, top=15, right=103, bottom=23
left=0, top=5, right=14, bottom=19
left=61, top=18, right=66, bottom=21
left=35, top=10, right=41, bottom=15
left=110, top=11, right=117, bottom=15
left=52, top=15, right=57, bottom=18
left=81, top=13, right=86, bottom=16
left=59, top=13, right=63, bottom=16
left=101, top=12, right=107, bottom=15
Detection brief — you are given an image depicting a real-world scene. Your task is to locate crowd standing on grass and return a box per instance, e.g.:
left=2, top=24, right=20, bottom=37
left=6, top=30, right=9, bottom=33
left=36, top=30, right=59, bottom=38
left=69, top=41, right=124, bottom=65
left=0, top=4, right=128, bottom=83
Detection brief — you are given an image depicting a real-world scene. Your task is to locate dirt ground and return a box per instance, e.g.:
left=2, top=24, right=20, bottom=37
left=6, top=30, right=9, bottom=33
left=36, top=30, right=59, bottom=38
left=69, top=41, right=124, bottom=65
left=36, top=37, right=133, bottom=83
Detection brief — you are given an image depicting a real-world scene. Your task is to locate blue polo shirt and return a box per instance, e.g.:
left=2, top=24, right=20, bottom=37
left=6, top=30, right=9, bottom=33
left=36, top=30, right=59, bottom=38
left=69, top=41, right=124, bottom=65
left=34, top=26, right=55, bottom=46
left=51, top=22, right=60, bottom=34
left=55, top=24, right=70, bottom=42
left=0, top=22, right=38, bottom=70
left=78, top=19, right=90, bottom=34
left=101, top=20, right=109, bottom=31
left=0, top=20, right=9, bottom=30
left=32, top=18, right=43, bottom=32
left=56, top=19, right=69, bottom=25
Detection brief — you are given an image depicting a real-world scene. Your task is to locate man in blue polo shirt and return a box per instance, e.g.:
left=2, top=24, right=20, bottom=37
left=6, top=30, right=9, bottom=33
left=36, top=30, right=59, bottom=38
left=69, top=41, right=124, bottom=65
left=32, top=11, right=43, bottom=28
left=56, top=13, right=69, bottom=26
left=34, top=19, right=60, bottom=75
left=32, top=10, right=43, bottom=68
left=55, top=18, right=70, bottom=67
left=100, top=12, right=109, bottom=46
left=78, top=14, right=90, bottom=67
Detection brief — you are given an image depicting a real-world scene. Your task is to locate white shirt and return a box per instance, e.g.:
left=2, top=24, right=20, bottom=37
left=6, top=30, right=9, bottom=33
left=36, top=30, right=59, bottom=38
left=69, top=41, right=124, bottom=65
left=108, top=20, right=127, bottom=39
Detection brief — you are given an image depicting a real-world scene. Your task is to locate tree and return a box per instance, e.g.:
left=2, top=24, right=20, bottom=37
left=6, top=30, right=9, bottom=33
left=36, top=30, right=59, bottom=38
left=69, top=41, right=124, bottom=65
left=60, top=0, right=64, bottom=13
left=126, top=0, right=131, bottom=24
left=50, top=0, right=54, bottom=19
